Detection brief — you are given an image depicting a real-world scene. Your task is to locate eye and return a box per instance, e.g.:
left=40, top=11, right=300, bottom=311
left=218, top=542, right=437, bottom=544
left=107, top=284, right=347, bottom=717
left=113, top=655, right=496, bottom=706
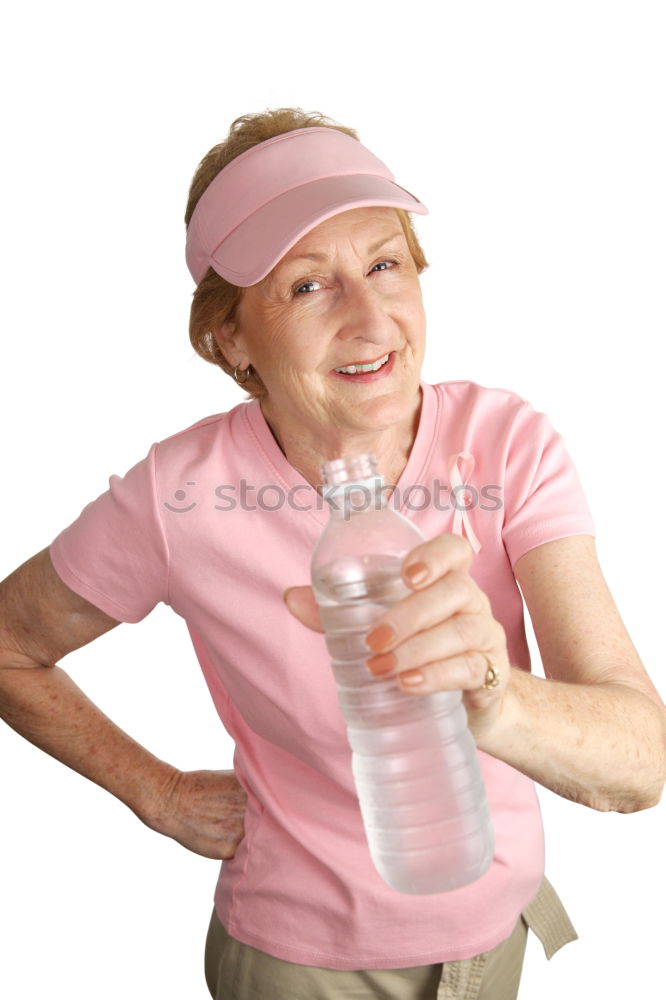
left=291, top=259, right=398, bottom=297
left=294, top=278, right=323, bottom=295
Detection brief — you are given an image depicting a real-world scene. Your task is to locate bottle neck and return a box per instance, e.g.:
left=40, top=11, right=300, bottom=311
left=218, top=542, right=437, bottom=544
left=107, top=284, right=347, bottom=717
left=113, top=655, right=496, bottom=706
left=322, top=475, right=386, bottom=520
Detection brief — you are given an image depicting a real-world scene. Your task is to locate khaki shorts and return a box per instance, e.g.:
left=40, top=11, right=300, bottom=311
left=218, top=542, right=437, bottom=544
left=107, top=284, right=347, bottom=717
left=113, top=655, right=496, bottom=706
left=204, top=876, right=577, bottom=1000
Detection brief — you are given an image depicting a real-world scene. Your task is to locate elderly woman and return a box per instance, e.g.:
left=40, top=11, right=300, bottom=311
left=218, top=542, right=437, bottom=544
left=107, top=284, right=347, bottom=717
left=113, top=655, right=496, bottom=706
left=0, top=108, right=663, bottom=1000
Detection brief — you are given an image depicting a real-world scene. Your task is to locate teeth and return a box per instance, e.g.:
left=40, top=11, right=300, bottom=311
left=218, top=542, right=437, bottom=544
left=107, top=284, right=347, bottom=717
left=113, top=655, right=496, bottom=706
left=335, top=353, right=390, bottom=375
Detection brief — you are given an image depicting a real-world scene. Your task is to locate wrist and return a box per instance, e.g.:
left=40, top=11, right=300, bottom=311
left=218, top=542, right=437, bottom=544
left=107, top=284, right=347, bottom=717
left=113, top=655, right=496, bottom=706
left=473, top=665, right=522, bottom=757
left=129, top=756, right=182, bottom=828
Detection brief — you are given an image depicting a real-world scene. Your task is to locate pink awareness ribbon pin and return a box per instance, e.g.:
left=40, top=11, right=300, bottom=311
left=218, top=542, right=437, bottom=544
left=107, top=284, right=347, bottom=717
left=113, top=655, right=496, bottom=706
left=447, top=452, right=482, bottom=554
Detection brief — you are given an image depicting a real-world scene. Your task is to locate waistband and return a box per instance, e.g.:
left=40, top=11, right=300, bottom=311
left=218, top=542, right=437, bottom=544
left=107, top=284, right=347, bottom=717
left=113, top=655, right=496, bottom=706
left=521, top=876, right=578, bottom=960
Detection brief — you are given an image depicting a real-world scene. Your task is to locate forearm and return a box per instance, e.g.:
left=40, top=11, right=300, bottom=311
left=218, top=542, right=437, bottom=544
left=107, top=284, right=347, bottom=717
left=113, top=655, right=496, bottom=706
left=0, top=663, right=176, bottom=821
left=478, top=667, right=666, bottom=812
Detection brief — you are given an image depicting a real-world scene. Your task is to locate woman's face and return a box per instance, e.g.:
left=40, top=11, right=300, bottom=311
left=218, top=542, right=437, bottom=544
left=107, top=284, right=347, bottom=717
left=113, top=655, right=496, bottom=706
left=216, top=206, right=426, bottom=443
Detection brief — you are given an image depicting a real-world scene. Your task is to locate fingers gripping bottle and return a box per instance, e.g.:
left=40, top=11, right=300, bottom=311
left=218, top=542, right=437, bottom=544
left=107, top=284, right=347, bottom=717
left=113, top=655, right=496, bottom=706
left=311, top=453, right=495, bottom=894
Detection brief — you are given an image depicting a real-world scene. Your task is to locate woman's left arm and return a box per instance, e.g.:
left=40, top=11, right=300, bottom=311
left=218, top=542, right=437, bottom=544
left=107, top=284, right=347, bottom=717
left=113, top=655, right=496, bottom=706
left=375, top=533, right=666, bottom=813
left=284, top=533, right=666, bottom=814
left=476, top=534, right=665, bottom=812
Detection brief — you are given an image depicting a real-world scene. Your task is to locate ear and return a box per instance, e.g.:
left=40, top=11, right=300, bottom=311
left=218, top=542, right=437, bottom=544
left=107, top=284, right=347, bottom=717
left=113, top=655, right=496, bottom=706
left=212, top=319, right=250, bottom=371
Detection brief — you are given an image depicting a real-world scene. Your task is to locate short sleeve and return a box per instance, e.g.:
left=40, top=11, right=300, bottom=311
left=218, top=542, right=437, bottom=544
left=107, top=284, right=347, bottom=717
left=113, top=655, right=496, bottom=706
left=501, top=400, right=596, bottom=570
left=48, top=441, right=170, bottom=623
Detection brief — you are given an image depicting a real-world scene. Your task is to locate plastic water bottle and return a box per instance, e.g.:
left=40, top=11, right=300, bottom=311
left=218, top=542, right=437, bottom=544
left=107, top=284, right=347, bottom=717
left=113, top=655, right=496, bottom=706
left=311, top=453, right=494, bottom=894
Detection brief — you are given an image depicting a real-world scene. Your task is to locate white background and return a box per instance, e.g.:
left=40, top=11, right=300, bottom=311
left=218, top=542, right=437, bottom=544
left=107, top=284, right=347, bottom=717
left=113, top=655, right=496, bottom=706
left=1, top=1, right=663, bottom=997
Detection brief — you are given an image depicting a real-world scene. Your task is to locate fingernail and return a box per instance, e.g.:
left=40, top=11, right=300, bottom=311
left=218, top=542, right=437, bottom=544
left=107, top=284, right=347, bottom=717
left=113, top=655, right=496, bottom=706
left=365, top=624, right=396, bottom=652
left=366, top=652, right=397, bottom=675
left=405, top=562, right=428, bottom=586
left=401, top=671, right=424, bottom=686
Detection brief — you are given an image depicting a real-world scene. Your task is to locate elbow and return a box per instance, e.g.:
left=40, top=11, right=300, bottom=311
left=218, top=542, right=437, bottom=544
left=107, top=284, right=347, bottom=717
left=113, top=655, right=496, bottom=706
left=605, top=780, right=664, bottom=814
left=636, top=791, right=663, bottom=812
left=613, top=792, right=662, bottom=814
left=631, top=774, right=664, bottom=813
left=610, top=705, right=666, bottom=813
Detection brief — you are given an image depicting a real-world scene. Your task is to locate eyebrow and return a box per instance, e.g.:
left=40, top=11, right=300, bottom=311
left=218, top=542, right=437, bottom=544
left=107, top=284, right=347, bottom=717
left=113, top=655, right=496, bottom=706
left=284, top=230, right=404, bottom=266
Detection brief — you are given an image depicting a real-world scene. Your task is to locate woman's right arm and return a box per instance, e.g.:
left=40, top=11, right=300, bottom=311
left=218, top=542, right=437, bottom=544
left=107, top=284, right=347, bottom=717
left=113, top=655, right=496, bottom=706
left=0, top=548, right=246, bottom=859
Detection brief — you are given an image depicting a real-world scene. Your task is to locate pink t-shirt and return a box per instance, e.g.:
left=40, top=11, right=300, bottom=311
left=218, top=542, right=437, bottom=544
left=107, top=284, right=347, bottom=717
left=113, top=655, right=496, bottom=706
left=49, top=380, right=595, bottom=969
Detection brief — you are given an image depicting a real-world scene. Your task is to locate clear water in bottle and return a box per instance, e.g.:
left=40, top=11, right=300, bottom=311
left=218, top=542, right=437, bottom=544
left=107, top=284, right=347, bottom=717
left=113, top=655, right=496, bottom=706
left=312, top=459, right=495, bottom=894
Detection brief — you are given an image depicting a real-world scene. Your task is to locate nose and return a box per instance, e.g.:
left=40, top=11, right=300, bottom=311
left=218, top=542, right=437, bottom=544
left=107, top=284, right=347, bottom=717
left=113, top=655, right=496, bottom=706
left=336, top=276, right=394, bottom=347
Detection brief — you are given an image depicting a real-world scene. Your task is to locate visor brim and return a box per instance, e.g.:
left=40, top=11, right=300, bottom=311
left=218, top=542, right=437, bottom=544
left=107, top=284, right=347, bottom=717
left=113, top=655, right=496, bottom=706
left=209, top=174, right=428, bottom=287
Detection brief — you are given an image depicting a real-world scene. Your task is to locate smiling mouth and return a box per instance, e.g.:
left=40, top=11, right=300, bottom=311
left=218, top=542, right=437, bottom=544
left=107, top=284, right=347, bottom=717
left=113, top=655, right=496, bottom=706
left=333, top=352, right=391, bottom=375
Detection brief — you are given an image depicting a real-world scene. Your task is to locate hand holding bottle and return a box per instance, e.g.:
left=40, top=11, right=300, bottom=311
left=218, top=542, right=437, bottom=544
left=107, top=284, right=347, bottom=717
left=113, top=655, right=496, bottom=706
left=284, top=531, right=510, bottom=745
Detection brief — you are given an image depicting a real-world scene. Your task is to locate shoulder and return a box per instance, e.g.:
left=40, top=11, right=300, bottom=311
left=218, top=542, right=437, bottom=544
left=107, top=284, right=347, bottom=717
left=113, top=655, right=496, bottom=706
left=154, top=400, right=251, bottom=462
left=431, top=378, right=530, bottom=407
left=424, top=380, right=567, bottom=472
left=158, top=411, right=228, bottom=447
left=428, top=379, right=534, bottom=428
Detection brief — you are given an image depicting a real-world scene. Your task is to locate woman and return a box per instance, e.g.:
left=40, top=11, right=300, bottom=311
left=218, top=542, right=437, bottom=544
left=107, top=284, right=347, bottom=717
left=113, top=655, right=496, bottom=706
left=0, top=108, right=663, bottom=1000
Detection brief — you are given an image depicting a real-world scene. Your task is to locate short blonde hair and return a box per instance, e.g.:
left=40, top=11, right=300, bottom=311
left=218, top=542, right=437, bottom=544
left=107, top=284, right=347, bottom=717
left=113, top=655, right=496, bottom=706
left=185, top=108, right=429, bottom=399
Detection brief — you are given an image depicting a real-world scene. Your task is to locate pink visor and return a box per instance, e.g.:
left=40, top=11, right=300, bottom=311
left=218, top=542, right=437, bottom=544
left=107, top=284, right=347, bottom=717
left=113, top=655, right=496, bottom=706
left=185, top=126, right=428, bottom=286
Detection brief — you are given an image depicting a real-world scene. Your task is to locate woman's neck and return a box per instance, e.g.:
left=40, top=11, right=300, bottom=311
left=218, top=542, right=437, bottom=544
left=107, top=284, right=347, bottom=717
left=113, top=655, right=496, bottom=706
left=259, top=389, right=423, bottom=492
